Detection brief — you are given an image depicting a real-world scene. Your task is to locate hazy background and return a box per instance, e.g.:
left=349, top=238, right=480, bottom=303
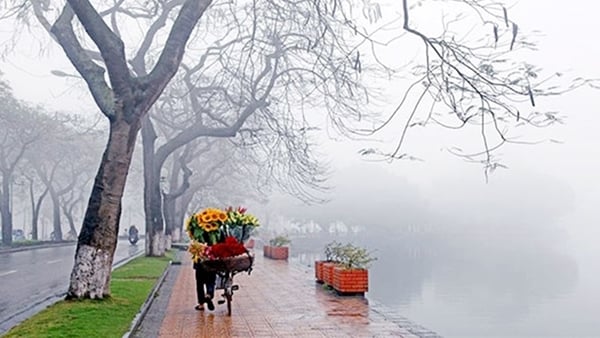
left=1, top=0, right=599, bottom=337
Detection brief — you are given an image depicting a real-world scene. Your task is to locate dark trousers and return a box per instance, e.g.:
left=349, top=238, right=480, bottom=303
left=194, top=263, right=216, bottom=304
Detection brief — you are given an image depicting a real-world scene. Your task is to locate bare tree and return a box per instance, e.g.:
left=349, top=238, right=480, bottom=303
left=354, top=1, right=598, bottom=179
left=0, top=78, right=46, bottom=245
left=24, top=172, right=49, bottom=241
left=25, top=114, right=98, bottom=241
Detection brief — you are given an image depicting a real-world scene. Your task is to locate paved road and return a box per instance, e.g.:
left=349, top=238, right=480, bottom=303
left=0, top=239, right=144, bottom=331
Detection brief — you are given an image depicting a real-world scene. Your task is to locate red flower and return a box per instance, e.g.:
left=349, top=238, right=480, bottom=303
left=209, top=236, right=246, bottom=258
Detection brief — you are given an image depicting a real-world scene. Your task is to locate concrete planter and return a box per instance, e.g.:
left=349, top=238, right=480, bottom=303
left=332, top=266, right=368, bottom=295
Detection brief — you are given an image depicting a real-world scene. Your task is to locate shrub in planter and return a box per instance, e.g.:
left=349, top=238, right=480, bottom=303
left=315, top=241, right=342, bottom=283
left=332, top=243, right=376, bottom=295
left=269, top=235, right=291, bottom=247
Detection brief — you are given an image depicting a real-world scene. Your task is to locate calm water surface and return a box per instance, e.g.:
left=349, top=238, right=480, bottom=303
left=291, top=231, right=600, bottom=338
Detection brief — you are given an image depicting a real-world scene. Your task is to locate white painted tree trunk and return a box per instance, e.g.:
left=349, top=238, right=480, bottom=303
left=172, top=228, right=181, bottom=242
left=146, top=231, right=165, bottom=256
left=165, top=234, right=172, bottom=250
left=68, top=245, right=113, bottom=299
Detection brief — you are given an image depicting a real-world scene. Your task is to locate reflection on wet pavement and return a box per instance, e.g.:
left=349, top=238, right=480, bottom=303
left=158, top=254, right=438, bottom=337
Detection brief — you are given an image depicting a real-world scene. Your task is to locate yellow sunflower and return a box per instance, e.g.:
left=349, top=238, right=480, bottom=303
left=199, top=222, right=217, bottom=232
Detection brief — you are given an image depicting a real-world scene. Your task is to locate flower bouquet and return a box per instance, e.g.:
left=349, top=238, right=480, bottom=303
left=186, top=207, right=260, bottom=272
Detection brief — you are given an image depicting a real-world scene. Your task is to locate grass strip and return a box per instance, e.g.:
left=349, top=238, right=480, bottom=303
left=3, top=252, right=173, bottom=338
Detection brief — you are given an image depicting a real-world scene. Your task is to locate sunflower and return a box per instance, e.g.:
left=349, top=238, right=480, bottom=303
left=218, top=212, right=228, bottom=222
left=200, top=222, right=220, bottom=232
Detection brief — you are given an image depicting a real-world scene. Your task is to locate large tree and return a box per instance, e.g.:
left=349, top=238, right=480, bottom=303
left=12, top=0, right=214, bottom=298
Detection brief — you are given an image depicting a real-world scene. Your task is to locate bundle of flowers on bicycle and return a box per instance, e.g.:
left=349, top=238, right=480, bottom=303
left=186, top=207, right=259, bottom=272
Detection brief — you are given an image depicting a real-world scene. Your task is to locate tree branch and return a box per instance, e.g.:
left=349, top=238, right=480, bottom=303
left=141, top=0, right=214, bottom=109
left=50, top=4, right=114, bottom=117
left=66, top=0, right=131, bottom=95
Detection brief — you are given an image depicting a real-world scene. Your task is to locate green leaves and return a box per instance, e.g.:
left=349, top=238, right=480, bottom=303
left=269, top=235, right=291, bottom=247
left=324, top=242, right=376, bottom=270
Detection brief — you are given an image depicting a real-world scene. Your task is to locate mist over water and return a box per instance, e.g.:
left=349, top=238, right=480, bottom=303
left=277, top=161, right=600, bottom=337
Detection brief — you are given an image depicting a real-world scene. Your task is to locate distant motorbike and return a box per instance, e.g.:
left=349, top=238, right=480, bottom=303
left=128, top=225, right=139, bottom=245
left=128, top=233, right=139, bottom=245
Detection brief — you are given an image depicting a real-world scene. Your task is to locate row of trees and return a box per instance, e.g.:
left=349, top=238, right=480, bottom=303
left=0, top=72, right=313, bottom=248
left=0, top=75, right=101, bottom=245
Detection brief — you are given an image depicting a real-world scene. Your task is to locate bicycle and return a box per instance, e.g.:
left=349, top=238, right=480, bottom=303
left=202, top=251, right=254, bottom=316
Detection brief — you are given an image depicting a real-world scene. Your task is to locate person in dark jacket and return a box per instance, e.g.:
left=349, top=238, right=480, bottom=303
left=193, top=261, right=216, bottom=311
left=193, top=230, right=222, bottom=311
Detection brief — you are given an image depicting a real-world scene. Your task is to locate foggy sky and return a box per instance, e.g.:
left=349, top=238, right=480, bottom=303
left=1, top=0, right=599, bottom=249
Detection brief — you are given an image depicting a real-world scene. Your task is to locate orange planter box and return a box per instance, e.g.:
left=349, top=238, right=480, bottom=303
left=263, top=245, right=271, bottom=258
left=332, top=266, right=368, bottom=294
left=322, top=262, right=337, bottom=286
left=269, top=246, right=289, bottom=260
left=315, top=260, right=325, bottom=283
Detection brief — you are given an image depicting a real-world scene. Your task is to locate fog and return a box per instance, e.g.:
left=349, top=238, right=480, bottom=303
left=1, top=0, right=600, bottom=337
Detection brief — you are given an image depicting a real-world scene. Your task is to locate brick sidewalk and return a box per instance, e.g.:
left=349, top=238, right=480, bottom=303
left=157, top=253, right=439, bottom=337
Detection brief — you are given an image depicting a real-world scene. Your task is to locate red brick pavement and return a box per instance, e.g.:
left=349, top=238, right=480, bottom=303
left=158, top=253, right=422, bottom=337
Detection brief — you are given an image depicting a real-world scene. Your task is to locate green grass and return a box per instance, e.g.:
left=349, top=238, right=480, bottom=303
left=3, top=252, right=174, bottom=338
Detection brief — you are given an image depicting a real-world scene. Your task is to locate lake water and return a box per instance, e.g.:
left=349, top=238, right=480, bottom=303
left=289, top=231, right=600, bottom=338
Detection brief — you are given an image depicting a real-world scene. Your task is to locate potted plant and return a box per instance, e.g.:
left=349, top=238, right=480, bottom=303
left=332, top=243, right=376, bottom=295
left=265, top=235, right=291, bottom=260
left=315, top=241, right=341, bottom=284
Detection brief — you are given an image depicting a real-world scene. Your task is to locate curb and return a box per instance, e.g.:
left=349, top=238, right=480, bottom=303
left=113, top=250, right=145, bottom=271
left=0, top=241, right=76, bottom=254
left=122, top=259, right=174, bottom=338
left=289, top=259, right=443, bottom=338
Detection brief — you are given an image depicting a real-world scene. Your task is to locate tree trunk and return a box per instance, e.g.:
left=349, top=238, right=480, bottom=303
left=67, top=118, right=140, bottom=299
left=163, top=193, right=174, bottom=250
left=162, top=157, right=179, bottom=246
left=28, top=182, right=47, bottom=241
left=175, top=191, right=194, bottom=241
left=49, top=187, right=63, bottom=241
left=1, top=178, right=13, bottom=245
left=163, top=196, right=176, bottom=238
left=172, top=227, right=181, bottom=243
left=142, top=116, right=165, bottom=256
left=62, top=203, right=78, bottom=240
